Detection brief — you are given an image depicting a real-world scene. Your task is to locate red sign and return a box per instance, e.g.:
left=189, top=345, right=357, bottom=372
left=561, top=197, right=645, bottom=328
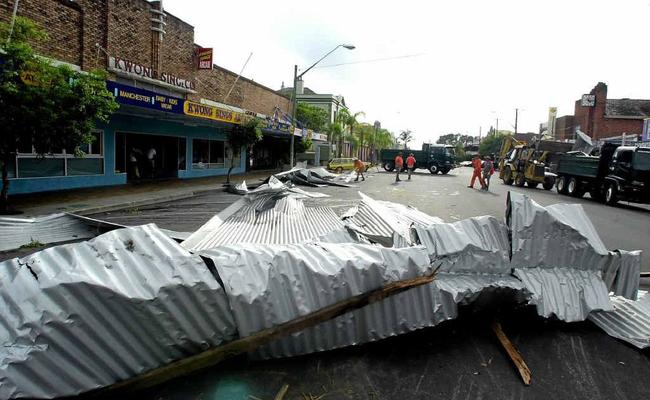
left=198, top=48, right=213, bottom=70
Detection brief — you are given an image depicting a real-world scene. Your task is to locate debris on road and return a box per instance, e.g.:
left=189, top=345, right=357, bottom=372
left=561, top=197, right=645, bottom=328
left=0, top=185, right=648, bottom=398
left=0, top=213, right=123, bottom=252
left=492, top=321, right=532, bottom=385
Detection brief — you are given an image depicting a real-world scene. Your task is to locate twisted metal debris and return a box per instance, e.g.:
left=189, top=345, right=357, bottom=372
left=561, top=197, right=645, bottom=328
left=0, top=184, right=647, bottom=399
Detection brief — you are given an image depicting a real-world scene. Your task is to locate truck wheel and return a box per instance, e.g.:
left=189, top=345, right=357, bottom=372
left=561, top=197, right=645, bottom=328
left=503, top=167, right=514, bottom=185
left=515, top=173, right=526, bottom=187
left=567, top=177, right=585, bottom=198
left=605, top=183, right=619, bottom=205
left=527, top=181, right=539, bottom=189
left=383, top=162, right=394, bottom=172
left=556, top=176, right=568, bottom=194
left=543, top=177, right=555, bottom=190
left=429, top=164, right=438, bottom=174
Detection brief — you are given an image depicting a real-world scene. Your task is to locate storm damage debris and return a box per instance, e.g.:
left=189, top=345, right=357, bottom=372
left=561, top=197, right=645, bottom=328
left=0, top=224, right=236, bottom=399
left=0, top=213, right=124, bottom=252
left=263, top=167, right=356, bottom=189
left=0, top=189, right=648, bottom=398
left=181, top=177, right=340, bottom=251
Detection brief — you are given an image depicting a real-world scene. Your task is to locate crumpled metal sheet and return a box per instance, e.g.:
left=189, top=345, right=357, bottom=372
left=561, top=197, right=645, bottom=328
left=0, top=213, right=122, bottom=252
left=507, top=191, right=609, bottom=270
left=412, top=216, right=510, bottom=274
left=602, top=250, right=641, bottom=300
left=342, top=192, right=434, bottom=246
left=0, top=225, right=236, bottom=399
left=181, top=189, right=343, bottom=250
left=202, top=242, right=441, bottom=358
left=513, top=267, right=613, bottom=321
left=588, top=291, right=650, bottom=349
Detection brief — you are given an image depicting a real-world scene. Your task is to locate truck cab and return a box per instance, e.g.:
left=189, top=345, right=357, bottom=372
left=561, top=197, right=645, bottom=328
left=605, top=146, right=650, bottom=204
left=423, top=144, right=456, bottom=174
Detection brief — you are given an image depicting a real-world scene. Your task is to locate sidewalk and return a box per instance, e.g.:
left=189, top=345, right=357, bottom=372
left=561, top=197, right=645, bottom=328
left=9, top=170, right=278, bottom=217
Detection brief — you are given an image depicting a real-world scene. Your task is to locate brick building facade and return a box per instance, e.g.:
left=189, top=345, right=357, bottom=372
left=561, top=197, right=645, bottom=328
left=554, top=115, right=575, bottom=141
left=574, top=82, right=650, bottom=140
left=1, top=0, right=292, bottom=194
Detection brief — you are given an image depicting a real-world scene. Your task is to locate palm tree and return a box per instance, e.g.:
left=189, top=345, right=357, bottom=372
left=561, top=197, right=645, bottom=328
left=336, top=109, right=365, bottom=157
left=398, top=129, right=414, bottom=150
left=327, top=121, right=344, bottom=157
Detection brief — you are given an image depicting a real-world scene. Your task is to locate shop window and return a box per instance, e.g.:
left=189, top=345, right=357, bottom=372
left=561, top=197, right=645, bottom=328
left=18, top=158, right=65, bottom=177
left=14, top=131, right=104, bottom=178
left=67, top=158, right=103, bottom=175
left=192, top=139, right=225, bottom=169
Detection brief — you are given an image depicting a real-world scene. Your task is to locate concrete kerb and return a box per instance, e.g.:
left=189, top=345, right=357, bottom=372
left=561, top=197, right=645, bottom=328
left=73, top=187, right=228, bottom=216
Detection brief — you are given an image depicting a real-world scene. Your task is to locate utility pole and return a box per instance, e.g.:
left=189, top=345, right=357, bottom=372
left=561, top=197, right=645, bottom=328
left=514, top=108, right=518, bottom=135
left=496, top=118, right=499, bottom=135
left=290, top=65, right=298, bottom=168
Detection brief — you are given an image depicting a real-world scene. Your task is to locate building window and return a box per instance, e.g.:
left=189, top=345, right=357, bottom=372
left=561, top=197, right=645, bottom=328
left=14, top=131, right=104, bottom=178
left=192, top=138, right=225, bottom=169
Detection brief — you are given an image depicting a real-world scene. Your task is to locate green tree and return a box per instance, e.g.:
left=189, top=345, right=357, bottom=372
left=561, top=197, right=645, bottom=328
left=0, top=17, right=118, bottom=211
left=336, top=109, right=364, bottom=157
left=226, top=117, right=263, bottom=183
left=437, top=133, right=460, bottom=145
left=398, top=129, right=414, bottom=150
left=479, top=131, right=512, bottom=156
left=296, top=103, right=329, bottom=132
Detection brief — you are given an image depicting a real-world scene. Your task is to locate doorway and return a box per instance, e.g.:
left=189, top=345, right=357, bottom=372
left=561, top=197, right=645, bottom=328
left=115, top=132, right=184, bottom=181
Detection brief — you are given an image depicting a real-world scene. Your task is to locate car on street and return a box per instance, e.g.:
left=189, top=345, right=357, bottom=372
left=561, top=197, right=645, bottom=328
left=327, top=158, right=369, bottom=173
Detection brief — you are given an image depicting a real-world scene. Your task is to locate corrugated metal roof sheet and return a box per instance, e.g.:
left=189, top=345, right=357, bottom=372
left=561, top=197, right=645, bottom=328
left=182, top=192, right=343, bottom=251
left=589, top=291, right=650, bottom=349
left=412, top=216, right=510, bottom=274
left=514, top=267, right=613, bottom=322
left=0, top=213, right=122, bottom=252
left=0, top=225, right=236, bottom=399
left=342, top=192, right=441, bottom=246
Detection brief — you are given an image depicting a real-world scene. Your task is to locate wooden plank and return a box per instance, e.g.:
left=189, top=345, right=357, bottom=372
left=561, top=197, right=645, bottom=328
left=96, top=272, right=437, bottom=395
left=491, top=321, right=531, bottom=385
left=274, top=383, right=290, bottom=400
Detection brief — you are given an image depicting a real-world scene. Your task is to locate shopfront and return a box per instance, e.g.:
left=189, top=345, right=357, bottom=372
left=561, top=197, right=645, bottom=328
left=7, top=82, right=245, bottom=195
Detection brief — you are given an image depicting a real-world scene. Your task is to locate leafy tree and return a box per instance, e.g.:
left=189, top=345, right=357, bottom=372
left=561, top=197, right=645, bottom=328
left=479, top=131, right=512, bottom=156
left=335, top=109, right=364, bottom=157
left=296, top=103, right=329, bottom=132
left=398, top=129, right=414, bottom=150
left=0, top=17, right=118, bottom=211
left=226, top=117, right=262, bottom=183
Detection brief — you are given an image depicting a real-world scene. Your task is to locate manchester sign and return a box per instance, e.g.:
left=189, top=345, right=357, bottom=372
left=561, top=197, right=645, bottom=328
left=107, top=81, right=244, bottom=125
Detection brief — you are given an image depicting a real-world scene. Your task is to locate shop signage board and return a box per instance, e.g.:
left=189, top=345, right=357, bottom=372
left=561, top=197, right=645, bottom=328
left=108, top=56, right=195, bottom=91
left=197, top=48, right=213, bottom=70
left=107, top=81, right=184, bottom=114
left=183, top=101, right=243, bottom=124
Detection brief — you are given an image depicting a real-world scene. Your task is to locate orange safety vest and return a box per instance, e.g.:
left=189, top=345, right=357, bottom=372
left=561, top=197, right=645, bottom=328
left=395, top=155, right=404, bottom=167
left=406, top=156, right=416, bottom=168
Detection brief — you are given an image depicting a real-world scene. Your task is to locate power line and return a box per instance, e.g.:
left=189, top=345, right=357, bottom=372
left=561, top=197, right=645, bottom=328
left=314, top=53, right=426, bottom=69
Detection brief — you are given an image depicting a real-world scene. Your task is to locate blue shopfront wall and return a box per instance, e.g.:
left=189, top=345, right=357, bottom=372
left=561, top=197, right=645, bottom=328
left=8, top=112, right=246, bottom=195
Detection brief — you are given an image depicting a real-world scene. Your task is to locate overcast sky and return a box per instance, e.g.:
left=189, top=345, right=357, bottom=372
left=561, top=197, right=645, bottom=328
left=165, top=0, right=650, bottom=146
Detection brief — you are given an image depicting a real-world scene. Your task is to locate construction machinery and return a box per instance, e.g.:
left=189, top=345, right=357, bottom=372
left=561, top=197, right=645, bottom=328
left=498, top=136, right=557, bottom=190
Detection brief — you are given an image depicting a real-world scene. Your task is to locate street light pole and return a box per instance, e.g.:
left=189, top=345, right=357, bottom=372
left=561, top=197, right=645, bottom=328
left=289, top=44, right=355, bottom=168
left=290, top=65, right=298, bottom=167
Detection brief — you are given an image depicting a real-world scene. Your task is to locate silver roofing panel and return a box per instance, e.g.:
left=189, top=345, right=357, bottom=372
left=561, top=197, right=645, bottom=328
left=589, top=291, right=650, bottom=349
left=412, top=215, right=511, bottom=274
left=0, top=225, right=236, bottom=399
left=513, top=267, right=613, bottom=322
